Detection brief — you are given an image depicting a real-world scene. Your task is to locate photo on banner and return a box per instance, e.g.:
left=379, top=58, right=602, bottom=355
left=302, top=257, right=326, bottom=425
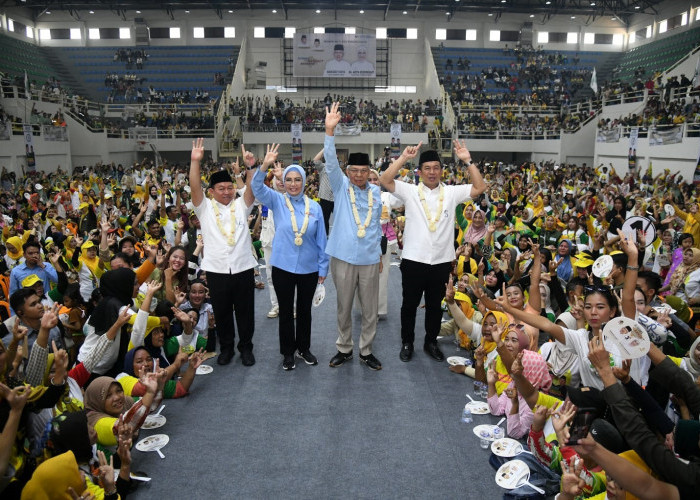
left=23, top=124, right=36, bottom=172
left=291, top=123, right=303, bottom=164
left=390, top=123, right=402, bottom=158
left=293, top=33, right=376, bottom=78
left=628, top=127, right=638, bottom=171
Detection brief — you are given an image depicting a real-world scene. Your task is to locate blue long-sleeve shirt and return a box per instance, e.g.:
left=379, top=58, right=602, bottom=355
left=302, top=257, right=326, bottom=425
left=323, top=134, right=382, bottom=265
left=252, top=168, right=329, bottom=277
left=9, top=262, right=58, bottom=296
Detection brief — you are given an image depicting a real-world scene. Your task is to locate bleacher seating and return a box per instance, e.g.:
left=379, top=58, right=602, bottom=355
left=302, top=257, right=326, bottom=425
left=616, top=26, right=700, bottom=83
left=52, top=45, right=238, bottom=101
left=0, top=34, right=55, bottom=86
left=432, top=47, right=608, bottom=104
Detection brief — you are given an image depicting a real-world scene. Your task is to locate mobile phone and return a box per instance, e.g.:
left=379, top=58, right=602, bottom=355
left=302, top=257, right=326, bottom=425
left=565, top=407, right=596, bottom=446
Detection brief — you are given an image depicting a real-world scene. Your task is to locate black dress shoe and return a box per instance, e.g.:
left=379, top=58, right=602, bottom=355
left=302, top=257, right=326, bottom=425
left=240, top=350, right=256, bottom=366
left=423, top=342, right=445, bottom=362
left=399, top=343, right=413, bottom=362
left=360, top=353, right=382, bottom=371
left=329, top=350, right=352, bottom=367
left=217, top=349, right=235, bottom=366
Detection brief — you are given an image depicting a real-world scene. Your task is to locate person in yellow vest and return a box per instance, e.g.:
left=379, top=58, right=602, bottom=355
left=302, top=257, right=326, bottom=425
left=666, top=194, right=700, bottom=250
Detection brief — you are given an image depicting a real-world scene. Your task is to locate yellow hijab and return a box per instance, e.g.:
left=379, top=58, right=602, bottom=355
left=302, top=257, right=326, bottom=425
left=5, top=236, right=23, bottom=261
left=21, top=451, right=85, bottom=500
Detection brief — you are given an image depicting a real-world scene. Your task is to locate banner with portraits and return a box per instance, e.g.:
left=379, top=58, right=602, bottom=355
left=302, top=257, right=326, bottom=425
left=293, top=33, right=376, bottom=78
left=23, top=124, right=36, bottom=172
left=291, top=123, right=302, bottom=164
left=390, top=123, right=402, bottom=158
left=628, top=127, right=638, bottom=170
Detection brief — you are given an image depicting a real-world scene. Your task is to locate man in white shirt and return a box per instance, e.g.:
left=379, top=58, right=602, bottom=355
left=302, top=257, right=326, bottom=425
left=323, top=44, right=351, bottom=77
left=189, top=138, right=258, bottom=366
left=379, top=141, right=486, bottom=362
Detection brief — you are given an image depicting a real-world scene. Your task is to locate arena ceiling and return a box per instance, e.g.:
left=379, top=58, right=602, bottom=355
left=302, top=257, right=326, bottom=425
left=5, top=0, right=666, bottom=23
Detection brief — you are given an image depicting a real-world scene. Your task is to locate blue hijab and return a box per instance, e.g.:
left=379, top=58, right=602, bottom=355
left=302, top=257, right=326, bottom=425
left=123, top=346, right=150, bottom=376
left=556, top=240, right=574, bottom=282
left=282, top=164, right=306, bottom=202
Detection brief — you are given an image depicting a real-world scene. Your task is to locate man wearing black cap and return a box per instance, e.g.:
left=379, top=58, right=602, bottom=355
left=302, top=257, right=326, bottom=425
left=380, top=140, right=486, bottom=362
left=323, top=102, right=383, bottom=370
left=189, top=138, right=258, bottom=366
left=323, top=44, right=351, bottom=77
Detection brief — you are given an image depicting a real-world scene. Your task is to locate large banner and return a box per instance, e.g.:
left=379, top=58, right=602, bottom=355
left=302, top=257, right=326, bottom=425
left=293, top=33, right=376, bottom=78
left=335, top=123, right=362, bottom=136
left=23, top=124, right=36, bottom=172
left=596, top=128, right=620, bottom=143
left=42, top=125, right=68, bottom=142
left=291, top=123, right=302, bottom=164
left=650, top=126, right=683, bottom=146
left=628, top=127, right=638, bottom=170
left=390, top=124, right=401, bottom=158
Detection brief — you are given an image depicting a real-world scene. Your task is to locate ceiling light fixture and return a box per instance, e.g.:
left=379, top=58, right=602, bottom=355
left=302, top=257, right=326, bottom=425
left=272, top=9, right=277, bottom=13
left=360, top=10, right=364, bottom=14
left=89, top=10, right=94, bottom=14
left=136, top=10, right=141, bottom=14
left=403, top=11, right=407, bottom=14
left=571, top=16, right=576, bottom=19
left=185, top=10, right=190, bottom=13
left=530, top=14, right=535, bottom=17
left=315, top=9, right=321, bottom=13
left=635, top=5, right=640, bottom=9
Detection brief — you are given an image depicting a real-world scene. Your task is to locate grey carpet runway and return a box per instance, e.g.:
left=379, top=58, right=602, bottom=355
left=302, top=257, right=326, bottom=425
left=130, top=260, right=503, bottom=499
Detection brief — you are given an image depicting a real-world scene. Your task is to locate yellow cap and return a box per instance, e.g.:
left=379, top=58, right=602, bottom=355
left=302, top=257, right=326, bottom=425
left=21, top=274, right=42, bottom=288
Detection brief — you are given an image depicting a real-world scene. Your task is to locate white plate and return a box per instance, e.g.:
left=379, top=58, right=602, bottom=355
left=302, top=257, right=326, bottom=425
left=135, top=434, right=169, bottom=453
left=196, top=364, right=213, bottom=375
left=473, top=424, right=500, bottom=441
left=447, top=356, right=469, bottom=366
left=495, top=459, right=529, bottom=489
left=602, top=316, right=650, bottom=359
left=664, top=204, right=675, bottom=216
left=592, top=255, right=613, bottom=278
left=491, top=438, right=524, bottom=457
left=312, top=284, right=326, bottom=308
left=142, top=414, right=166, bottom=430
left=652, top=304, right=676, bottom=315
left=465, top=401, right=489, bottom=415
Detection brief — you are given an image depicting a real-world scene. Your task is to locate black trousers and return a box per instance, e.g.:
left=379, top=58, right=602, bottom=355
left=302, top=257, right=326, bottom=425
left=320, top=198, right=334, bottom=236
left=206, top=268, right=255, bottom=353
left=400, top=259, right=452, bottom=346
left=272, top=266, right=318, bottom=356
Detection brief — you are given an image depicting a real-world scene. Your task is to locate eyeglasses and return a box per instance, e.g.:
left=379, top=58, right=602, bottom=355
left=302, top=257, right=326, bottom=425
left=347, top=168, right=369, bottom=175
left=583, top=284, right=613, bottom=296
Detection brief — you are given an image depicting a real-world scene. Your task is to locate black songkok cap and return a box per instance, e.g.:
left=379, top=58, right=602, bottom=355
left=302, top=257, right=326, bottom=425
left=210, top=170, right=233, bottom=186
left=348, top=152, right=370, bottom=166
left=419, top=150, right=442, bottom=167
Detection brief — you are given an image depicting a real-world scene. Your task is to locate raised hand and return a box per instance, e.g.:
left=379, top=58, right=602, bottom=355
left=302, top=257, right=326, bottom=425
left=616, top=228, right=638, bottom=259
left=504, top=386, right=518, bottom=401
left=116, top=307, right=132, bottom=326
left=191, top=137, right=205, bottom=163
left=552, top=400, right=577, bottom=442
left=116, top=415, right=133, bottom=466
left=400, top=142, right=423, bottom=161
left=261, top=143, right=280, bottom=169
left=474, top=345, right=486, bottom=364
left=0, top=383, right=29, bottom=411
left=445, top=275, right=455, bottom=304
left=240, top=144, right=256, bottom=168
left=587, top=336, right=612, bottom=374
left=188, top=349, right=205, bottom=371
left=325, top=101, right=341, bottom=131
left=40, top=303, right=60, bottom=330
left=511, top=351, right=524, bottom=376
left=96, top=450, right=116, bottom=493
left=560, top=457, right=586, bottom=497
left=531, top=405, right=549, bottom=431
left=486, top=363, right=497, bottom=385
left=52, top=340, right=69, bottom=371
left=452, top=139, right=472, bottom=163
left=174, top=290, right=187, bottom=307
left=146, top=280, right=163, bottom=295
left=171, top=306, right=193, bottom=325
left=612, top=358, right=631, bottom=383
left=11, top=319, right=27, bottom=343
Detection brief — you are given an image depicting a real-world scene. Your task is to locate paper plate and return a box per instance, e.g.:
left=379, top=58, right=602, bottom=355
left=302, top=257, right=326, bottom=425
left=312, top=284, right=326, bottom=308
left=664, top=204, right=675, bottom=216
left=446, top=356, right=469, bottom=366
left=142, top=414, right=166, bottom=430
left=592, top=255, right=613, bottom=278
left=473, top=424, right=500, bottom=441
left=651, top=304, right=676, bottom=315
left=602, top=316, right=650, bottom=359
left=495, top=459, right=530, bottom=489
left=466, top=401, right=489, bottom=415
left=135, top=434, right=169, bottom=453
left=491, top=438, right=524, bottom=457
left=196, top=364, right=213, bottom=375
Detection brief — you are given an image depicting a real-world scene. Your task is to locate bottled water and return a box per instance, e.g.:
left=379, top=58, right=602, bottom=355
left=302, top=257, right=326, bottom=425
left=493, top=426, right=503, bottom=441
left=461, top=405, right=473, bottom=424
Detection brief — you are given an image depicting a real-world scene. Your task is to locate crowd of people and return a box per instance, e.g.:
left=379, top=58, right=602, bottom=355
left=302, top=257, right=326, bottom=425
left=597, top=95, right=700, bottom=131
left=113, top=49, right=148, bottom=70
left=1, top=96, right=700, bottom=499
left=232, top=94, right=443, bottom=133
left=457, top=107, right=592, bottom=136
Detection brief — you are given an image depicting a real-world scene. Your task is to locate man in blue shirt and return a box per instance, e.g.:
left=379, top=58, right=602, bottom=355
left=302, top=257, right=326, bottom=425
left=9, top=240, right=58, bottom=297
left=323, top=101, right=383, bottom=371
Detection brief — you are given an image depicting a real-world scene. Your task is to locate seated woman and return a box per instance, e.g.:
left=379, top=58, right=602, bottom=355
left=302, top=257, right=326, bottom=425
left=83, top=371, right=162, bottom=449
left=661, top=247, right=700, bottom=306
left=147, top=245, right=189, bottom=304
left=117, top=345, right=204, bottom=399
left=444, top=276, right=508, bottom=373
left=484, top=324, right=552, bottom=438
left=165, top=308, right=208, bottom=358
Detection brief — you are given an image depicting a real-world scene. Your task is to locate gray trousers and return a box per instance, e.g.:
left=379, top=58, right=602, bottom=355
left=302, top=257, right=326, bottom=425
left=331, top=257, right=379, bottom=356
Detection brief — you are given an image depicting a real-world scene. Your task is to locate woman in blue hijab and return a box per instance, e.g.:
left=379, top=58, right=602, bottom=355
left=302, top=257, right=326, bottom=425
left=555, top=239, right=575, bottom=283
left=252, top=144, right=330, bottom=371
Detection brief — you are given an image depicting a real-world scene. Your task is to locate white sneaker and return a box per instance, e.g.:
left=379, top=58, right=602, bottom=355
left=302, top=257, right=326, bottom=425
left=267, top=305, right=279, bottom=318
